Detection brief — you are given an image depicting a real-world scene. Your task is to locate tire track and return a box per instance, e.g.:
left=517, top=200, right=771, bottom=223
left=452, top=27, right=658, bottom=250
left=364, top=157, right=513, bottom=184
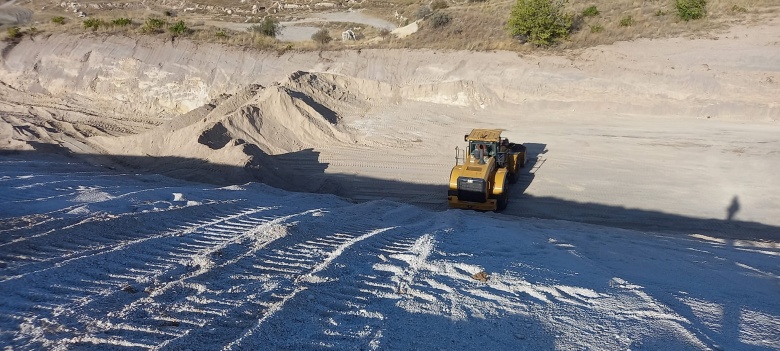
left=1, top=204, right=313, bottom=350
left=232, top=213, right=440, bottom=350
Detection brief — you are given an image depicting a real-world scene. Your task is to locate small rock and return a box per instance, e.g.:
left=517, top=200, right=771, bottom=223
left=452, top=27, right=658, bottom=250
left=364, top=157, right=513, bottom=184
left=471, top=271, right=488, bottom=282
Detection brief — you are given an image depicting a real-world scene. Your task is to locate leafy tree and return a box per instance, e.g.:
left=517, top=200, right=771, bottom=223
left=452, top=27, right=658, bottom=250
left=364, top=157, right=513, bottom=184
left=249, top=17, right=280, bottom=37
left=5, top=26, right=21, bottom=41
left=416, top=6, right=432, bottom=19
left=430, top=12, right=451, bottom=28
left=676, top=0, right=706, bottom=21
left=83, top=18, right=106, bottom=30
left=112, top=17, right=132, bottom=26
left=144, top=17, right=166, bottom=33
left=582, top=5, right=599, bottom=17
left=506, top=0, right=572, bottom=46
left=169, top=20, right=189, bottom=36
left=311, top=28, right=332, bottom=45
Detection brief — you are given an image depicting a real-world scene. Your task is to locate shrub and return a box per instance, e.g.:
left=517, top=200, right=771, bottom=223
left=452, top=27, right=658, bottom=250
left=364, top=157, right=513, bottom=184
left=655, top=9, right=667, bottom=16
left=112, top=17, right=132, bottom=26
left=168, top=20, right=189, bottom=36
left=5, top=26, right=21, bottom=40
left=582, top=6, right=599, bottom=17
left=311, top=28, right=332, bottom=44
left=215, top=30, right=228, bottom=38
left=416, top=6, right=432, bottom=19
left=430, top=12, right=451, bottom=28
left=619, top=15, right=634, bottom=26
left=676, top=0, right=706, bottom=21
left=506, top=0, right=572, bottom=46
left=52, top=16, right=66, bottom=24
left=83, top=18, right=106, bottom=30
left=379, top=28, right=392, bottom=38
left=164, top=10, right=174, bottom=17
left=248, top=17, right=280, bottom=37
left=144, top=17, right=166, bottom=33
left=589, top=24, right=603, bottom=33
left=731, top=5, right=747, bottom=13
left=431, top=0, right=448, bottom=11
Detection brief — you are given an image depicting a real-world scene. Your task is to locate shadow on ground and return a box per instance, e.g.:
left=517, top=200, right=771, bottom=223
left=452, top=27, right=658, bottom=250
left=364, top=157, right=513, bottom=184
left=2, top=144, right=778, bottom=242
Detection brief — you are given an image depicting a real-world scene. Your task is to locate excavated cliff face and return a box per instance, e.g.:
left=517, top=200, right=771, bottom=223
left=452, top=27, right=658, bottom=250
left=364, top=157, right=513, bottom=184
left=4, top=32, right=779, bottom=127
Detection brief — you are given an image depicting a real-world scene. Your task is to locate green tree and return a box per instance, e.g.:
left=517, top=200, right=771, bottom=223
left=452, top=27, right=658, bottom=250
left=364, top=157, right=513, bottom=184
left=112, top=17, right=132, bottom=26
left=311, top=28, right=333, bottom=45
left=430, top=12, right=451, bottom=28
left=249, top=17, right=280, bottom=37
left=311, top=28, right=332, bottom=45
left=581, top=5, right=599, bottom=17
left=506, top=0, right=572, bottom=46
left=676, top=0, right=706, bottom=20
left=144, top=17, right=166, bottom=33
left=5, top=26, right=21, bottom=41
left=83, top=18, right=106, bottom=30
left=168, top=20, right=189, bottom=36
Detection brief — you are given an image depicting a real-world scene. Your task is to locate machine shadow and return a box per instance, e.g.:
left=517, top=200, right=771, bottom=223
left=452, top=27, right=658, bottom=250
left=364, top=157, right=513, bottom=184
left=513, top=142, right=547, bottom=196
left=2, top=146, right=778, bottom=242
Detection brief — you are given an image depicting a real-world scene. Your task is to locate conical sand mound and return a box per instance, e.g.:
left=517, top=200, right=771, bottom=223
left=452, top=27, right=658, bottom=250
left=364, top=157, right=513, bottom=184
left=90, top=72, right=359, bottom=187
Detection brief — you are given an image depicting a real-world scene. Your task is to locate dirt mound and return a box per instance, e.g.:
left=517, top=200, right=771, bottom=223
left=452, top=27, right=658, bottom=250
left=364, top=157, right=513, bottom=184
left=90, top=73, right=358, bottom=188
left=283, top=71, right=396, bottom=111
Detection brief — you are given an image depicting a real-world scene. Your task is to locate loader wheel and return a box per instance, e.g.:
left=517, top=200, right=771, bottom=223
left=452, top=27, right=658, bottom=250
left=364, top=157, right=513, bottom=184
left=496, top=186, right=509, bottom=212
left=509, top=170, right=519, bottom=184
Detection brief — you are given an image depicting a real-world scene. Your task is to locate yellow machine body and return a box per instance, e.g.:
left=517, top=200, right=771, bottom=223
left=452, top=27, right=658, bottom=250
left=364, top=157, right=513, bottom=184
left=447, top=129, right=526, bottom=211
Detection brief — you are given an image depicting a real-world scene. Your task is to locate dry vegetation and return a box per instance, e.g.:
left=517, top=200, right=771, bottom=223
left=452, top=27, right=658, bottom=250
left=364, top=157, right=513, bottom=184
left=5, top=0, right=780, bottom=52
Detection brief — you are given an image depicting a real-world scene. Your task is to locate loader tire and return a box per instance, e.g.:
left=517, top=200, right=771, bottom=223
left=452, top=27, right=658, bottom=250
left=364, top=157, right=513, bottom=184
left=496, top=184, right=509, bottom=212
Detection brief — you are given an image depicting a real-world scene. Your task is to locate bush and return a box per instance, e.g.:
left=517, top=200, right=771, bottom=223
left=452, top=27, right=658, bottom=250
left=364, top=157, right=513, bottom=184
left=215, top=31, right=228, bottom=38
left=589, top=24, right=603, bottom=33
left=431, top=0, right=449, bottom=10
left=416, top=6, right=432, bottom=19
left=164, top=10, right=174, bottom=17
left=248, top=17, right=280, bottom=37
left=83, top=18, right=106, bottom=30
left=619, top=15, right=634, bottom=26
left=582, top=5, right=599, bottom=17
left=168, top=20, right=189, bottom=36
left=655, top=9, right=667, bottom=16
left=506, top=0, right=572, bottom=46
left=112, top=17, right=132, bottom=26
left=144, top=17, right=166, bottom=33
left=52, top=16, right=66, bottom=24
left=5, top=26, right=21, bottom=40
left=379, top=28, right=392, bottom=38
left=311, top=28, right=332, bottom=44
left=430, top=12, right=451, bottom=28
left=676, top=0, right=706, bottom=21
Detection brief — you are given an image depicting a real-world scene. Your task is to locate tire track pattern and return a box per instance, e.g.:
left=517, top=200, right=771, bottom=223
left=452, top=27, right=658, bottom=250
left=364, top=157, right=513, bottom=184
left=1, top=161, right=436, bottom=350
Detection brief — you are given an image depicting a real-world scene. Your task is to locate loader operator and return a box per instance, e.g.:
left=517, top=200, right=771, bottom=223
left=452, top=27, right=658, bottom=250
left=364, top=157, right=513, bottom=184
left=471, top=143, right=488, bottom=164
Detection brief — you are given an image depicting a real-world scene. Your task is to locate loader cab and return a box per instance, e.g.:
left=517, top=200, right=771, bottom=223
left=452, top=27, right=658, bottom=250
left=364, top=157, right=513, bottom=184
left=468, top=141, right=498, bottom=158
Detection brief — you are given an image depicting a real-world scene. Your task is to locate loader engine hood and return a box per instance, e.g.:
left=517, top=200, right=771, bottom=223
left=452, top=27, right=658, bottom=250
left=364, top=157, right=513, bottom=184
left=448, top=157, right=496, bottom=201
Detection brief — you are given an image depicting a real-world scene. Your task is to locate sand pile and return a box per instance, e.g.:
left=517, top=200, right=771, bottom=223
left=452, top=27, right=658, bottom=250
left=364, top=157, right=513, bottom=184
left=90, top=72, right=365, bottom=187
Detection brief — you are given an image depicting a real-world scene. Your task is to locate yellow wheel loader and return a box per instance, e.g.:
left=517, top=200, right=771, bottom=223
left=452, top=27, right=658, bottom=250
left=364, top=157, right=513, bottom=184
left=447, top=129, right=526, bottom=211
